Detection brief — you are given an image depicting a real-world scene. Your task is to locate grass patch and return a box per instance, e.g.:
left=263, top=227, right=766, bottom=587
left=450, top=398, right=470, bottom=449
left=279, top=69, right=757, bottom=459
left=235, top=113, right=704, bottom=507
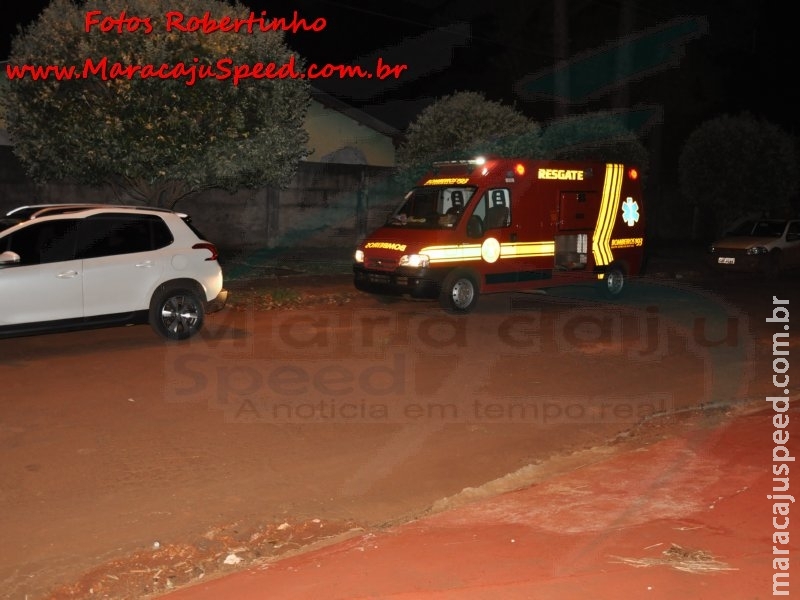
left=268, top=287, right=302, bottom=306
left=228, top=284, right=357, bottom=311
left=221, top=247, right=353, bottom=281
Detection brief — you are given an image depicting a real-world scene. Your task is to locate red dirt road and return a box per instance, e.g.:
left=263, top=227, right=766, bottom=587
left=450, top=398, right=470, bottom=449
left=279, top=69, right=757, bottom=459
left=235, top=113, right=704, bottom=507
left=0, top=272, right=793, bottom=598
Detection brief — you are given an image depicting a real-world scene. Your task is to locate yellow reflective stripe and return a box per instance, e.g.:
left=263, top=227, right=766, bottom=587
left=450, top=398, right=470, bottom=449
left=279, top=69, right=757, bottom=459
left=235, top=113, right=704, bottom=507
left=500, top=241, right=554, bottom=257
left=421, top=244, right=482, bottom=263
left=592, top=164, right=624, bottom=266
left=421, top=242, right=554, bottom=264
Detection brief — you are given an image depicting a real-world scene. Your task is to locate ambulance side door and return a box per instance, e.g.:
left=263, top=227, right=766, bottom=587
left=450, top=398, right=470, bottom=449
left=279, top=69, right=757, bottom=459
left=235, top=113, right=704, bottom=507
left=468, top=187, right=520, bottom=285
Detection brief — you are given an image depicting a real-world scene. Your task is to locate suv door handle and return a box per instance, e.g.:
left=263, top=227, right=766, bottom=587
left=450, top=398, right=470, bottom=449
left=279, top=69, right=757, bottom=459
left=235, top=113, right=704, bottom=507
left=57, top=270, right=79, bottom=278
left=135, top=261, right=154, bottom=268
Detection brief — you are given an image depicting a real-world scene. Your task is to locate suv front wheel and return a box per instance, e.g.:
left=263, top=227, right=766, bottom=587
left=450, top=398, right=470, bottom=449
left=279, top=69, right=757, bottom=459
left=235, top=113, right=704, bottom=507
left=149, top=284, right=205, bottom=340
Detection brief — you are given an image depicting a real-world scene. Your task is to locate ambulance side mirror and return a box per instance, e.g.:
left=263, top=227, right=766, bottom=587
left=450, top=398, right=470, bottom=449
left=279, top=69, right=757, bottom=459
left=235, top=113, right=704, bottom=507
left=466, top=215, right=484, bottom=239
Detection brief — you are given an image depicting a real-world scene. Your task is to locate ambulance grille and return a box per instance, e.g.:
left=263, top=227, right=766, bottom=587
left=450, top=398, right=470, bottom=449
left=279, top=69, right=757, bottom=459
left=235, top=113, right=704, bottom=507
left=366, top=258, right=398, bottom=270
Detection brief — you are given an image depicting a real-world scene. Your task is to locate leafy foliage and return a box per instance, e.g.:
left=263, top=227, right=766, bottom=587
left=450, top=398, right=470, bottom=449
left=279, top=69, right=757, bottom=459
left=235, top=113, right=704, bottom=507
left=395, top=91, right=540, bottom=184
left=678, top=113, right=798, bottom=234
left=2, top=0, right=310, bottom=207
left=394, top=92, right=650, bottom=191
left=540, top=112, right=649, bottom=177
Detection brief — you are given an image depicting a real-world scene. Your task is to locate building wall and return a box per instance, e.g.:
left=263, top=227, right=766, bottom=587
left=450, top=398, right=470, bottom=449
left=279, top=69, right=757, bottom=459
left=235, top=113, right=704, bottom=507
left=305, top=101, right=397, bottom=167
left=183, top=162, right=400, bottom=252
left=0, top=157, right=402, bottom=252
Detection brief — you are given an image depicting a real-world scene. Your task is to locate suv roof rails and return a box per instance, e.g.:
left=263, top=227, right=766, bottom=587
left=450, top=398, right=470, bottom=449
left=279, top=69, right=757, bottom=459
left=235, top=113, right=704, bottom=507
left=7, top=204, right=181, bottom=220
left=7, top=203, right=109, bottom=219
left=28, top=204, right=110, bottom=219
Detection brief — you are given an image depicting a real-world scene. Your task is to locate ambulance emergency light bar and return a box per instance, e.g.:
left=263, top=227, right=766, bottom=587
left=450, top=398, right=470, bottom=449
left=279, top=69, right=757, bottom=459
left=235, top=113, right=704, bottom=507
left=431, top=156, right=487, bottom=168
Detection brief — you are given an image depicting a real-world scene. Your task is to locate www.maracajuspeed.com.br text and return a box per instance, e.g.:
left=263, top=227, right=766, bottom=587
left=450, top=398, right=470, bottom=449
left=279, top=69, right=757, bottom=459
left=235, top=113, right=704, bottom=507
left=5, top=55, right=408, bottom=87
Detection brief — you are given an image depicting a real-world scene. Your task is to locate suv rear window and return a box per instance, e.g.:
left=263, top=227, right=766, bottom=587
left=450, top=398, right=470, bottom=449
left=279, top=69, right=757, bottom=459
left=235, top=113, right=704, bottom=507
left=180, top=215, right=209, bottom=241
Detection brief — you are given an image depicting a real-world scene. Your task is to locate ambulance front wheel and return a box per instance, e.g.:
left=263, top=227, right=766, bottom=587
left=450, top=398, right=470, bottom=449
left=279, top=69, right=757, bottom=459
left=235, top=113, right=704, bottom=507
left=440, top=270, right=479, bottom=313
left=600, top=265, right=625, bottom=298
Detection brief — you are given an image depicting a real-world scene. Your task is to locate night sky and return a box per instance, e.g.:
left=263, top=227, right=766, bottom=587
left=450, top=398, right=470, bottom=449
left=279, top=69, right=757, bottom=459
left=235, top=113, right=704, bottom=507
left=2, top=1, right=798, bottom=168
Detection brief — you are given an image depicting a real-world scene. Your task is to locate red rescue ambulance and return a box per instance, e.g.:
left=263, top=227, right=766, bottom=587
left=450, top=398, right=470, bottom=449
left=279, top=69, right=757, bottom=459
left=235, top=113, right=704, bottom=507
left=353, top=157, right=645, bottom=312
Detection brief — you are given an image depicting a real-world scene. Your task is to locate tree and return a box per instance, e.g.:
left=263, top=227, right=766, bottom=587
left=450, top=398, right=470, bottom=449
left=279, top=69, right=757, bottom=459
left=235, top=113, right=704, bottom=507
left=539, top=112, right=649, bottom=177
left=395, top=91, right=541, bottom=185
left=678, top=113, right=798, bottom=236
left=394, top=91, right=652, bottom=191
left=2, top=0, right=311, bottom=208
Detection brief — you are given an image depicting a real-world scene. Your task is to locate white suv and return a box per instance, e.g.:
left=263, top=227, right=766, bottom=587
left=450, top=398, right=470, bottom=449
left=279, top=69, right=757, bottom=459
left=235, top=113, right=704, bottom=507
left=0, top=204, right=228, bottom=340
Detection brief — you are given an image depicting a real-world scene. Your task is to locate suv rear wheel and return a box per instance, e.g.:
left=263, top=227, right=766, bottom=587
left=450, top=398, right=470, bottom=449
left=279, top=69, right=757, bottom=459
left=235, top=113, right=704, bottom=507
left=149, top=285, right=205, bottom=340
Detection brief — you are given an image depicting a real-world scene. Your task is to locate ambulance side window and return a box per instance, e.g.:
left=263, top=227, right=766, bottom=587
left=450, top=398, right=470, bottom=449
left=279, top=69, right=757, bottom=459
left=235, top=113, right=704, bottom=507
left=482, top=189, right=511, bottom=229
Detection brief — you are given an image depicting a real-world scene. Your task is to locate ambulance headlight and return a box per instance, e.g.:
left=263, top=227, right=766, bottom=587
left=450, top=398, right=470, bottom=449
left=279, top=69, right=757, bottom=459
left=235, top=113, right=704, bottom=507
left=746, top=246, right=768, bottom=256
left=354, top=249, right=365, bottom=263
left=399, top=254, right=430, bottom=268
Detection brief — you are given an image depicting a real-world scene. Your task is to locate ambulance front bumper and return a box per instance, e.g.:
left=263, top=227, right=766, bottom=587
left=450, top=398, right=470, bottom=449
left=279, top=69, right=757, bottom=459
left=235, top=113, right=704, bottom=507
left=353, top=265, right=441, bottom=299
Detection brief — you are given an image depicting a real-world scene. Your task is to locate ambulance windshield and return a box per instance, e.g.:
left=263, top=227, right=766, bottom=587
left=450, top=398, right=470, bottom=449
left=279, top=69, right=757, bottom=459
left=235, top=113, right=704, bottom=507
left=387, top=186, right=476, bottom=229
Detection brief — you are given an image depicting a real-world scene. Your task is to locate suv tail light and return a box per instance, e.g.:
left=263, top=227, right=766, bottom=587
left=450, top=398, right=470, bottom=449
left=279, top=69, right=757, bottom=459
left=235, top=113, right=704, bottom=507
left=192, top=242, right=219, bottom=261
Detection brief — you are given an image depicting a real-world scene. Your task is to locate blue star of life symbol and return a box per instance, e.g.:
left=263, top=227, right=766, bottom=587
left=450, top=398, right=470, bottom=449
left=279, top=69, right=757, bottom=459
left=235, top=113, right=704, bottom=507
left=621, top=198, right=640, bottom=227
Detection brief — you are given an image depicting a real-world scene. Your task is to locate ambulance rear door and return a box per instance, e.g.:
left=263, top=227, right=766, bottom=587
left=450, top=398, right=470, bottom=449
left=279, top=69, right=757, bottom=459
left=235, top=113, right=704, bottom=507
left=555, top=190, right=600, bottom=271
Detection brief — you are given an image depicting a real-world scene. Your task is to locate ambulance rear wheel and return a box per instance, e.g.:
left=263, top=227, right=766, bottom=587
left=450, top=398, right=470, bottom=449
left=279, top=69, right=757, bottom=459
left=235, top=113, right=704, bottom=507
left=600, top=266, right=625, bottom=298
left=440, top=271, right=479, bottom=313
